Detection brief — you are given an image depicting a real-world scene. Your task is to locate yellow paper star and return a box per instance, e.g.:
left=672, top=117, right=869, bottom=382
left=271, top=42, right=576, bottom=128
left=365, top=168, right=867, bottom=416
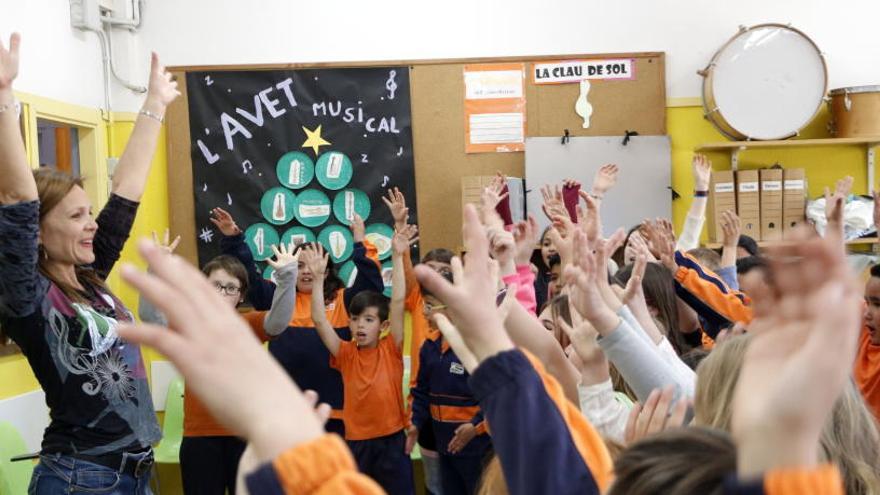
left=301, top=125, right=331, bottom=156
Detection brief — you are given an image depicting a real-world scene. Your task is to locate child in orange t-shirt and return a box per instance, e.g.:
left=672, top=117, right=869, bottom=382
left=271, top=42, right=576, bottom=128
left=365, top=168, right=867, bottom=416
left=305, top=225, right=417, bottom=495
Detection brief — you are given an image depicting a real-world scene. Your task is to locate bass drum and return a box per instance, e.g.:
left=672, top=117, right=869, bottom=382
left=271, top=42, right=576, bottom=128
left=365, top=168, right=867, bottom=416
left=701, top=24, right=827, bottom=141
left=828, top=86, right=880, bottom=138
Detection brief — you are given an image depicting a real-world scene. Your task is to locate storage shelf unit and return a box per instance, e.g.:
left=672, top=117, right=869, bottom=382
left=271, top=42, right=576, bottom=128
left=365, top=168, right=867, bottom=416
left=696, top=137, right=880, bottom=193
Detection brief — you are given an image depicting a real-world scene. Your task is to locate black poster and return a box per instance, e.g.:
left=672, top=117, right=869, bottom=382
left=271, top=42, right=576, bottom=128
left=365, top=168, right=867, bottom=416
left=186, top=67, right=416, bottom=294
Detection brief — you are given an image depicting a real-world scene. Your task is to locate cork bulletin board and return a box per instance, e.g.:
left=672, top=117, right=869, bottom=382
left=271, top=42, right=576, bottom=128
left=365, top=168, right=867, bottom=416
left=165, top=52, right=665, bottom=262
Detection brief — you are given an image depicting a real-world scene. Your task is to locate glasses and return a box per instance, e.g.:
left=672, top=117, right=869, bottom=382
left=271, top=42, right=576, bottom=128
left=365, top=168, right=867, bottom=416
left=212, top=282, right=241, bottom=296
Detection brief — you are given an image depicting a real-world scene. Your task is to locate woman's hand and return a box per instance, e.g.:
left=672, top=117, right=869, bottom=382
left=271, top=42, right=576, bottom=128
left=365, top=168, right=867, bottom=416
left=144, top=52, right=181, bottom=109
left=0, top=33, right=20, bottom=91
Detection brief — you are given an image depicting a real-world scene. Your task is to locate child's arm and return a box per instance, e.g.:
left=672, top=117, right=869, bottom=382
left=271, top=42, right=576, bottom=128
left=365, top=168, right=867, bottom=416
left=675, top=155, right=711, bottom=251
left=390, top=225, right=417, bottom=349
left=262, top=244, right=299, bottom=337
left=212, top=207, right=277, bottom=310
left=343, top=214, right=385, bottom=308
left=303, top=244, right=342, bottom=357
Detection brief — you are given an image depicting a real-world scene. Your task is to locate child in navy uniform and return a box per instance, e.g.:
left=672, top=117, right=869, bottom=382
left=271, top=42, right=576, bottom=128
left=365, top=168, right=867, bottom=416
left=408, top=276, right=492, bottom=495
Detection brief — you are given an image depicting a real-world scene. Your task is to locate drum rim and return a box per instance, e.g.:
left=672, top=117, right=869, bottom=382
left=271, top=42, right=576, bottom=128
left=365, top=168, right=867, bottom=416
left=829, top=85, right=880, bottom=95
left=701, top=23, right=828, bottom=141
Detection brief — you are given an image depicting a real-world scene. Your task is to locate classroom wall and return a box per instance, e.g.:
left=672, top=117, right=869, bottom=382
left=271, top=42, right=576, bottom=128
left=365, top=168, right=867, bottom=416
left=0, top=0, right=106, bottom=109
left=136, top=0, right=880, bottom=100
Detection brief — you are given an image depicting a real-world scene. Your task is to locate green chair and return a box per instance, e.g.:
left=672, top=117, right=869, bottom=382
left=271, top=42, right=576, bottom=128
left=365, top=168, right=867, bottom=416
left=154, top=377, right=185, bottom=464
left=0, top=421, right=33, bottom=495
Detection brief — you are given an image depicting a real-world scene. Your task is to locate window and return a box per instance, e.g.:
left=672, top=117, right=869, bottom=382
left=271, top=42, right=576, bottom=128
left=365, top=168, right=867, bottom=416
left=37, top=118, right=81, bottom=176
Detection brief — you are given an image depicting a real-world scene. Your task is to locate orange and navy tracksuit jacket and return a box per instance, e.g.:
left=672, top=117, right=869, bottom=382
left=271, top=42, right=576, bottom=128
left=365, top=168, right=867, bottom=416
left=221, top=233, right=384, bottom=433
left=674, top=251, right=753, bottom=339
left=410, top=335, right=490, bottom=457
left=244, top=348, right=844, bottom=495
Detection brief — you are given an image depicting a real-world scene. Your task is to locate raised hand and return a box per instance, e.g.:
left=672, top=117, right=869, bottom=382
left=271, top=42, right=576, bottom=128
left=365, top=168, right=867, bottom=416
left=577, top=192, right=602, bottom=242
left=414, top=205, right=514, bottom=363
left=350, top=213, right=366, bottom=243
left=643, top=219, right=676, bottom=272
left=210, top=207, right=242, bottom=236
left=301, top=244, right=329, bottom=278
left=145, top=52, right=181, bottom=108
left=562, top=230, right=619, bottom=334
left=732, top=228, right=862, bottom=477
left=482, top=172, right=509, bottom=210
left=382, top=187, right=409, bottom=230
left=541, top=184, right=567, bottom=222
left=392, top=224, right=419, bottom=255
left=591, top=164, right=619, bottom=196
left=721, top=210, right=741, bottom=249
left=824, top=176, right=853, bottom=226
left=488, top=225, right=516, bottom=269
left=118, top=241, right=325, bottom=462
left=624, top=386, right=688, bottom=445
left=513, top=215, right=540, bottom=266
left=0, top=33, right=21, bottom=90
left=151, top=229, right=181, bottom=255
left=692, top=155, right=712, bottom=192
left=266, top=243, right=300, bottom=270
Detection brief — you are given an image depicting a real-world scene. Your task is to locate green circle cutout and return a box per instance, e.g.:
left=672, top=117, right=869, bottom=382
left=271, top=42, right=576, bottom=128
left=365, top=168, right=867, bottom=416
left=338, top=260, right=357, bottom=288
left=317, top=225, right=354, bottom=263
left=276, top=151, right=315, bottom=190
left=332, top=189, right=371, bottom=225
left=365, top=223, right=394, bottom=261
left=263, top=264, right=276, bottom=282
left=244, top=223, right=280, bottom=261
left=294, top=189, right=332, bottom=227
left=380, top=260, right=393, bottom=298
left=260, top=187, right=296, bottom=225
left=315, top=151, right=353, bottom=190
left=281, top=226, right=316, bottom=250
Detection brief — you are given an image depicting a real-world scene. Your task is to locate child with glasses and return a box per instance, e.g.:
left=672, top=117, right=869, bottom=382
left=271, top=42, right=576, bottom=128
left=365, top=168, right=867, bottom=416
left=139, top=235, right=300, bottom=495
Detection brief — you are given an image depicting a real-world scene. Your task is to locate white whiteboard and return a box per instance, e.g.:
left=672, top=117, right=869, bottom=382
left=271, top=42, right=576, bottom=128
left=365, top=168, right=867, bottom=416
left=525, top=136, right=672, bottom=236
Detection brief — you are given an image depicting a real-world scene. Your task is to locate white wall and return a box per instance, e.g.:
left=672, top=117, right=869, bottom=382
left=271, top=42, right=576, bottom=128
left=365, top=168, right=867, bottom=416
left=0, top=0, right=106, bottom=109
left=4, top=0, right=879, bottom=111
left=135, top=0, right=880, bottom=100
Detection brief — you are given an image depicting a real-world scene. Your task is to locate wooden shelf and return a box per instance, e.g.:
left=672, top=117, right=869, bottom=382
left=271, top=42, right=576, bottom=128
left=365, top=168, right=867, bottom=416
left=696, top=137, right=880, bottom=193
left=702, top=237, right=880, bottom=250
left=696, top=137, right=880, bottom=152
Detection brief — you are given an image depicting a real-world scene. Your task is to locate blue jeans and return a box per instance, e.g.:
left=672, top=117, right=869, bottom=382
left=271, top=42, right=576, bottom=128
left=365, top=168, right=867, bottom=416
left=28, top=452, right=153, bottom=494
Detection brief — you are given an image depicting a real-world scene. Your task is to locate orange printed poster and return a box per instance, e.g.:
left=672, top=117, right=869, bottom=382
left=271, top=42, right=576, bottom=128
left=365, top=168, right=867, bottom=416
left=463, top=63, right=526, bottom=153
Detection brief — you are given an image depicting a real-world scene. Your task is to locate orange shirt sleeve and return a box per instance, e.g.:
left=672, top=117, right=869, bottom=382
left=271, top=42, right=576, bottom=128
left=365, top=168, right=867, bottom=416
left=271, top=434, right=385, bottom=495
left=242, top=310, right=271, bottom=343
left=521, top=350, right=615, bottom=490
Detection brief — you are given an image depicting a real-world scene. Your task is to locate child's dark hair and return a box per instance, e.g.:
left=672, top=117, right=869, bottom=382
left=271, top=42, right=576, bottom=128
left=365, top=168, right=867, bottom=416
left=548, top=253, right=562, bottom=269
left=293, top=242, right=345, bottom=303
left=615, top=262, right=689, bottom=355
left=736, top=255, right=766, bottom=276
left=738, top=235, right=759, bottom=257
left=349, top=291, right=390, bottom=321
left=202, top=255, right=249, bottom=301
left=870, top=264, right=880, bottom=278
left=420, top=269, right=454, bottom=299
left=422, top=248, right=455, bottom=265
